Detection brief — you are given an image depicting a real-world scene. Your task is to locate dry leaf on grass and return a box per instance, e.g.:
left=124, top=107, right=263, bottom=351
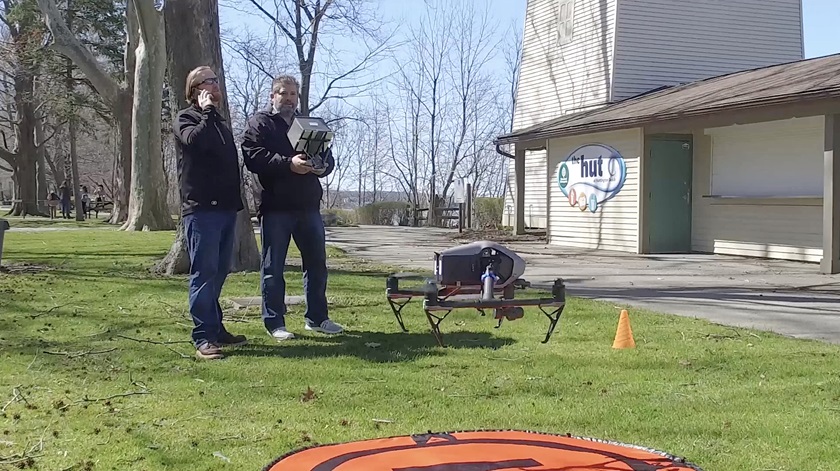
left=301, top=386, right=318, bottom=402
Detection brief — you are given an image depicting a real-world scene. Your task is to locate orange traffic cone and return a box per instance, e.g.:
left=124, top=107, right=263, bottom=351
left=612, top=309, right=636, bottom=349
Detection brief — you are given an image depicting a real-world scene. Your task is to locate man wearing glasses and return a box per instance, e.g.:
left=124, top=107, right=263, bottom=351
left=173, top=66, right=247, bottom=360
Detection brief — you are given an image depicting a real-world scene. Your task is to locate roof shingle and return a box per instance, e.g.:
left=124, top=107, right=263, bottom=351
left=497, top=53, right=840, bottom=144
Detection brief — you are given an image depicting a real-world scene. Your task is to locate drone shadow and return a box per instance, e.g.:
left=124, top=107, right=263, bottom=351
left=231, top=329, right=516, bottom=363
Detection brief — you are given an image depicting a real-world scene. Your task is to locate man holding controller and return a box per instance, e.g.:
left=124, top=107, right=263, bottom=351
left=241, top=74, right=344, bottom=341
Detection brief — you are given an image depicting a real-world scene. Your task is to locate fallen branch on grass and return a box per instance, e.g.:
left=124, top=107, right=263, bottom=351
left=74, top=390, right=151, bottom=405
left=165, top=346, right=192, bottom=359
left=2, top=386, right=30, bottom=413
left=77, top=390, right=150, bottom=403
left=31, top=303, right=75, bottom=319
left=0, top=437, right=44, bottom=466
left=0, top=453, right=40, bottom=467
left=114, top=334, right=190, bottom=345
left=43, top=348, right=117, bottom=359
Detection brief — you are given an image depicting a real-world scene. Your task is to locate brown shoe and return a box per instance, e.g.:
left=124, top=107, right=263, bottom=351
left=218, top=330, right=248, bottom=347
left=195, top=342, right=224, bottom=360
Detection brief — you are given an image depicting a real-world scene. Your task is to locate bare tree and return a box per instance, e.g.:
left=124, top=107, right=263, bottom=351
left=156, top=0, right=261, bottom=275
left=35, top=0, right=137, bottom=225
left=408, top=0, right=452, bottom=225
left=241, top=0, right=394, bottom=116
left=437, top=0, right=499, bottom=205
left=385, top=61, right=427, bottom=210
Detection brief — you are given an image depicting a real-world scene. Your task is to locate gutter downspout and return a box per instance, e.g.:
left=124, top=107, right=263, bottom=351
left=495, top=140, right=525, bottom=235
left=495, top=142, right=515, bottom=159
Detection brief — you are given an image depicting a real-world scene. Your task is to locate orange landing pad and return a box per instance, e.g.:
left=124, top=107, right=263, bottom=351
left=264, top=430, right=703, bottom=471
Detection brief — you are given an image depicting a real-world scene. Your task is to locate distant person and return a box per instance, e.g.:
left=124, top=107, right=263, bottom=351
left=80, top=185, right=90, bottom=219
left=173, top=65, right=246, bottom=360
left=241, top=74, right=343, bottom=341
left=59, top=182, right=71, bottom=219
left=94, top=184, right=105, bottom=202
left=47, top=191, right=59, bottom=219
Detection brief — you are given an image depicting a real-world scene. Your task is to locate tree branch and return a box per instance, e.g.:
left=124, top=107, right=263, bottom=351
left=0, top=145, right=14, bottom=166
left=309, top=38, right=392, bottom=113
left=35, top=123, right=63, bottom=150
left=248, top=0, right=295, bottom=42
left=35, top=0, right=121, bottom=107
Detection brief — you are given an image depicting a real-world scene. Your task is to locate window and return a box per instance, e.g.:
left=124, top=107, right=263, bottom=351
left=707, top=117, right=824, bottom=198
left=557, top=0, right=576, bottom=46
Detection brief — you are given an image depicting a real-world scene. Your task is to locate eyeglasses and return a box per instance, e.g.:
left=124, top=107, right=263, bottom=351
left=199, top=77, right=219, bottom=85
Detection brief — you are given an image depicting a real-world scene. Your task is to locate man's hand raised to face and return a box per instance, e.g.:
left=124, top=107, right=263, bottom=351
left=290, top=154, right=312, bottom=174
left=198, top=89, right=215, bottom=110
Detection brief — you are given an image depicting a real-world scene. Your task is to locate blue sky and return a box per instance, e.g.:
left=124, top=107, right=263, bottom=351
left=219, top=0, right=839, bottom=103
left=801, top=0, right=839, bottom=58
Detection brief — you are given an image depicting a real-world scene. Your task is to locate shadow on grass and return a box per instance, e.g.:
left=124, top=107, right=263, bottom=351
left=231, top=330, right=516, bottom=363
left=8, top=251, right=169, bottom=259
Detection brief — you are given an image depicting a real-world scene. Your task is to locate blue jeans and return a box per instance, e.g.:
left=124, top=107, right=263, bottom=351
left=185, top=210, right=237, bottom=347
left=260, top=210, right=329, bottom=331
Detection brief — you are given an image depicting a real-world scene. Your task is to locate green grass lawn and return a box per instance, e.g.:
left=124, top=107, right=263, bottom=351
left=1, top=229, right=840, bottom=470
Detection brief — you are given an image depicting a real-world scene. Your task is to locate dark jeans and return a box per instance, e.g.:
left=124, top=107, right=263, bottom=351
left=185, top=210, right=237, bottom=347
left=60, top=199, right=71, bottom=218
left=260, top=210, right=329, bottom=331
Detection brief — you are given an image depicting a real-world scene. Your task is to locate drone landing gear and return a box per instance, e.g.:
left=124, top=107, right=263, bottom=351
left=386, top=275, right=567, bottom=347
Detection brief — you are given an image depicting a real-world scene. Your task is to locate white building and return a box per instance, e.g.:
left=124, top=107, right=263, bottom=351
left=497, top=0, right=840, bottom=274
left=504, top=0, right=806, bottom=229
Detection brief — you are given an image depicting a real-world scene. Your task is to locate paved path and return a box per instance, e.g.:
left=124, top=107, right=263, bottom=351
left=326, top=225, right=840, bottom=344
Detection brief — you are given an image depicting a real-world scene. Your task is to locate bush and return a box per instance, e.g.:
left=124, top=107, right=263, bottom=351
left=473, top=197, right=504, bottom=229
left=321, top=209, right=359, bottom=227
left=355, top=201, right=412, bottom=226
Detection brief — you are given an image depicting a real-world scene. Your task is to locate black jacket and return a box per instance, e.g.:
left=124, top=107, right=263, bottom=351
left=241, top=110, right=334, bottom=214
left=173, top=105, right=244, bottom=216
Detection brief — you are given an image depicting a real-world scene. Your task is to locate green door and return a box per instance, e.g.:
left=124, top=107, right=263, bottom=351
left=648, top=137, right=693, bottom=253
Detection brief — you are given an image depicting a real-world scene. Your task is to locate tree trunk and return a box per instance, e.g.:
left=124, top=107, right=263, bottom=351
left=9, top=68, right=42, bottom=217
left=69, top=118, right=84, bottom=221
left=35, top=119, right=48, bottom=213
left=109, top=96, right=132, bottom=224
left=156, top=218, right=190, bottom=273
left=155, top=0, right=260, bottom=274
left=10, top=156, right=38, bottom=217
left=120, top=0, right=173, bottom=231
left=65, top=32, right=85, bottom=222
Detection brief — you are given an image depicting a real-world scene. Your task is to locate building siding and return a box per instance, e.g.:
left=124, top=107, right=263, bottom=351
left=612, top=0, right=804, bottom=101
left=503, top=146, right=548, bottom=229
left=506, top=0, right=619, bottom=227
left=690, top=117, right=824, bottom=263
left=548, top=128, right=642, bottom=252
left=512, top=0, right=617, bottom=131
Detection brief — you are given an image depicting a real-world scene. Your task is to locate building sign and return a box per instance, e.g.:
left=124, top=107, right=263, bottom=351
left=558, top=144, right=626, bottom=213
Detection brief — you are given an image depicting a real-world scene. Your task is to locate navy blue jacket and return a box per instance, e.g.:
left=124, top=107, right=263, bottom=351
left=240, top=110, right=334, bottom=214
left=173, top=104, right=244, bottom=216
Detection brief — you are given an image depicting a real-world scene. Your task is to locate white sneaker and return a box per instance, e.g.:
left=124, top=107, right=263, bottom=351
left=305, top=319, right=344, bottom=335
left=269, top=328, right=295, bottom=341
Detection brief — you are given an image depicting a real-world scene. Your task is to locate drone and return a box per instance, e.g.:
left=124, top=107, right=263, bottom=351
left=385, top=241, right=567, bottom=347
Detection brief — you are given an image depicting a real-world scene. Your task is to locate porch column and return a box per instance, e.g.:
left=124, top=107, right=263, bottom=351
left=514, top=145, right=526, bottom=235
left=821, top=114, right=840, bottom=274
